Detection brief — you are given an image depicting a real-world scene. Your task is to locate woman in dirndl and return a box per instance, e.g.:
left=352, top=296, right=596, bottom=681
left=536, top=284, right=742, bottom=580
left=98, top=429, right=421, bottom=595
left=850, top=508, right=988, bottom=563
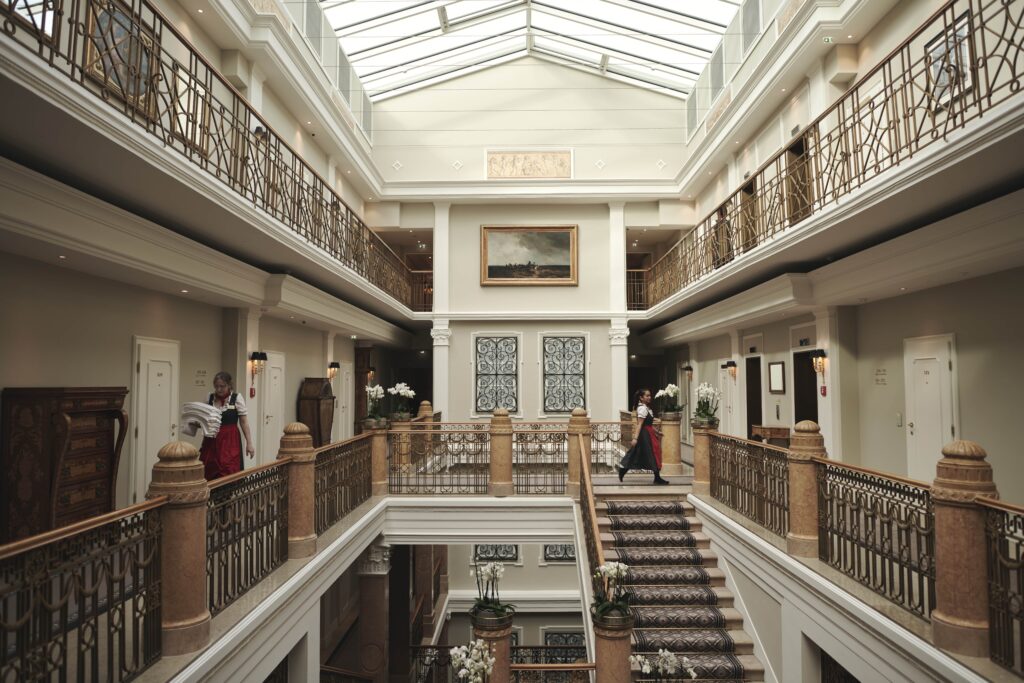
left=617, top=388, right=670, bottom=485
left=199, top=371, right=256, bottom=480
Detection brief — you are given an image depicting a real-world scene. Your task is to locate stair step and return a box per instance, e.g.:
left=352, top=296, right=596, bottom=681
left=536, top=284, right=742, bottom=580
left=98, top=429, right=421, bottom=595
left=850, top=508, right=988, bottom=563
left=632, top=654, right=763, bottom=681
left=597, top=500, right=695, bottom=516
left=632, top=628, right=753, bottom=655
left=600, top=514, right=700, bottom=531
left=593, top=484, right=691, bottom=499
left=605, top=547, right=718, bottom=567
left=631, top=606, right=743, bottom=629
left=601, top=530, right=710, bottom=549
left=622, top=586, right=734, bottom=608
left=624, top=566, right=726, bottom=587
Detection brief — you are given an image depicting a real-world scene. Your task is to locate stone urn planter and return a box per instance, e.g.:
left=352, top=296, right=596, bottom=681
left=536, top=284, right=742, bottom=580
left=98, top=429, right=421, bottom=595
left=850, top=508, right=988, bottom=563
left=470, top=607, right=513, bottom=683
left=374, top=417, right=390, bottom=430
left=591, top=609, right=633, bottom=682
left=389, top=411, right=412, bottom=423
left=362, top=418, right=378, bottom=431
left=690, top=417, right=719, bottom=430
left=469, top=606, right=514, bottom=632
left=660, top=411, right=683, bottom=422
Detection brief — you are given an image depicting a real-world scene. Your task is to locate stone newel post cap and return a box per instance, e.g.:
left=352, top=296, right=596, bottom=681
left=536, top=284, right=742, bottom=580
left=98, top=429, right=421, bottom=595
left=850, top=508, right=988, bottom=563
left=794, top=420, right=821, bottom=434
left=419, top=400, right=433, bottom=409
left=285, top=422, right=310, bottom=436
left=571, top=407, right=588, bottom=417
left=493, top=408, right=509, bottom=417
left=940, top=439, right=987, bottom=460
left=157, top=440, right=200, bottom=463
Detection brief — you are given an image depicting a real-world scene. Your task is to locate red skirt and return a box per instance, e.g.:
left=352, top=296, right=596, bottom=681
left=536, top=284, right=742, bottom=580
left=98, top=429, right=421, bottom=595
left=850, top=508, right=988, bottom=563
left=200, top=423, right=242, bottom=481
left=643, top=424, right=663, bottom=469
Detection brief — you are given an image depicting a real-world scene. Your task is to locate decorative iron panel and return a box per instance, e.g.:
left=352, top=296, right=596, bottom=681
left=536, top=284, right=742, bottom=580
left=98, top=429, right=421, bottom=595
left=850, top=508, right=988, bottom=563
left=513, top=644, right=587, bottom=663
left=983, top=500, right=1024, bottom=675
left=513, top=428, right=567, bottom=495
left=542, top=336, right=585, bottom=413
left=474, top=544, right=519, bottom=562
left=544, top=632, right=585, bottom=648
left=0, top=503, right=163, bottom=683
left=475, top=336, right=518, bottom=413
left=315, top=436, right=372, bottom=534
left=817, top=463, right=935, bottom=618
left=207, top=464, right=289, bottom=616
left=590, top=421, right=626, bottom=472
left=709, top=434, right=790, bottom=537
left=388, top=428, right=489, bottom=494
left=543, top=544, right=577, bottom=562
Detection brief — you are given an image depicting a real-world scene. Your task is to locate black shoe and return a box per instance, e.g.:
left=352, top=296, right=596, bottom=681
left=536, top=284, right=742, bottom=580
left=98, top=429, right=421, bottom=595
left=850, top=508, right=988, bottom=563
left=653, top=476, right=670, bottom=485
left=617, top=466, right=627, bottom=482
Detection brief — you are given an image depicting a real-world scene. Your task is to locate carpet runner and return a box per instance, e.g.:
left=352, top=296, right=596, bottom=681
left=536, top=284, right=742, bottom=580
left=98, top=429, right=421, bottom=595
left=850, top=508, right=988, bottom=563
left=605, top=498, right=749, bottom=681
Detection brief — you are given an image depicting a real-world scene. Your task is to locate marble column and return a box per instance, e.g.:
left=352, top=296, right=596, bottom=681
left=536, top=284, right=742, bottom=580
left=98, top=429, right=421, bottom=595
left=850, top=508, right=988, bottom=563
left=278, top=422, right=317, bottom=558
left=489, top=408, right=513, bottom=497
left=357, top=544, right=391, bottom=683
left=431, top=324, right=451, bottom=420
left=609, top=325, right=630, bottom=417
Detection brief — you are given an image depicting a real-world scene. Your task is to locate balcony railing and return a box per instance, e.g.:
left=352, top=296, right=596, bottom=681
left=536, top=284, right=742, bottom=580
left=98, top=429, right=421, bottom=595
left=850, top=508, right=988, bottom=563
left=709, top=434, right=790, bottom=537
left=633, top=0, right=1024, bottom=310
left=0, top=0, right=427, bottom=310
left=314, top=434, right=372, bottom=534
left=980, top=497, right=1024, bottom=675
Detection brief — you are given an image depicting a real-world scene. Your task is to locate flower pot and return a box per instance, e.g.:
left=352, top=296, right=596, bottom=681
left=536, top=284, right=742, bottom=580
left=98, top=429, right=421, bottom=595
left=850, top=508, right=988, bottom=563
left=690, top=417, right=719, bottom=430
left=469, top=606, right=514, bottom=632
left=374, top=417, right=390, bottom=430
left=362, top=418, right=378, bottom=431
left=660, top=411, right=683, bottom=422
left=390, top=412, right=412, bottom=422
left=590, top=607, right=634, bottom=631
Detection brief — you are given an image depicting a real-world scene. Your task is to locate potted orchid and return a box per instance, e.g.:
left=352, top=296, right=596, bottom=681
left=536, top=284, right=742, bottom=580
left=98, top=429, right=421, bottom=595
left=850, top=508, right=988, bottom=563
left=449, top=639, right=495, bottom=683
left=470, top=561, right=515, bottom=629
left=692, top=382, right=721, bottom=430
left=387, top=382, right=416, bottom=421
left=630, top=650, right=698, bottom=680
left=654, top=383, right=684, bottom=419
left=591, top=561, right=632, bottom=629
left=364, top=384, right=386, bottom=429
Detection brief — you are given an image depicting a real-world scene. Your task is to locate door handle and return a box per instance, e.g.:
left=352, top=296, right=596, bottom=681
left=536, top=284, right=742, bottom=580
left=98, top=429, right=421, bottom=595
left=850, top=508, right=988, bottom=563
left=908, top=422, right=914, bottom=428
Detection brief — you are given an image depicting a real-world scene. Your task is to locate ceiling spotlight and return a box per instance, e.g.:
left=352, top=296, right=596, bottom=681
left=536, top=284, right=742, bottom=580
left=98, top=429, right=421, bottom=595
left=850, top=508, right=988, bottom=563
left=197, top=7, right=203, bottom=12
left=180, top=289, right=189, bottom=293
left=630, top=354, right=637, bottom=360
left=847, top=35, right=853, bottom=39
left=58, top=255, right=66, bottom=260
left=351, top=334, right=358, bottom=340
left=781, top=87, right=787, bottom=92
left=900, top=287, right=907, bottom=291
left=306, top=121, right=312, bottom=125
left=346, top=170, right=352, bottom=174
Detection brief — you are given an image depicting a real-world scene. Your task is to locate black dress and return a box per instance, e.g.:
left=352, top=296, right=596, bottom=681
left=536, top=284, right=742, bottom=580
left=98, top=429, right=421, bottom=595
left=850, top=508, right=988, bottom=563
left=619, top=406, right=662, bottom=473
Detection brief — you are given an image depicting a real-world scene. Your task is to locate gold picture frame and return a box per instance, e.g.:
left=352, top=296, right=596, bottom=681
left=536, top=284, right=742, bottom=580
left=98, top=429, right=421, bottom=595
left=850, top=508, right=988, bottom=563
left=480, top=225, right=578, bottom=286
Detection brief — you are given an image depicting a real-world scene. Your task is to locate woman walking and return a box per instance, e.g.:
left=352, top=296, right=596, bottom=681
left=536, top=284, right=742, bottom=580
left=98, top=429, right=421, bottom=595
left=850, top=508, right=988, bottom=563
left=617, top=388, right=670, bottom=485
left=199, top=371, right=256, bottom=480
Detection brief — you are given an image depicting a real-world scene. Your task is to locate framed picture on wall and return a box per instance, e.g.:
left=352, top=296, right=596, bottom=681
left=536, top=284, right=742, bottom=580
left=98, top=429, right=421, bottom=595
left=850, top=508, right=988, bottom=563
left=480, top=225, right=578, bottom=286
left=768, top=361, right=786, bottom=394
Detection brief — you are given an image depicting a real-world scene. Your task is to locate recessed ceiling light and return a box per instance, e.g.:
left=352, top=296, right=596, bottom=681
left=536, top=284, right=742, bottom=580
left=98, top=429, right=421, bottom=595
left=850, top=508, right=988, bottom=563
left=847, top=35, right=853, bottom=39
left=735, top=141, right=739, bottom=144
left=306, top=121, right=312, bottom=125
left=180, top=289, right=189, bottom=293
left=350, top=335, right=357, bottom=340
left=419, top=350, right=426, bottom=355
left=642, top=229, right=647, bottom=232
left=290, top=315, right=295, bottom=319
left=630, top=354, right=637, bottom=359
left=368, top=197, right=374, bottom=200
left=781, top=88, right=787, bottom=92
left=197, top=7, right=203, bottom=12
left=58, top=255, right=66, bottom=260
left=899, top=287, right=907, bottom=291
left=346, top=170, right=352, bottom=174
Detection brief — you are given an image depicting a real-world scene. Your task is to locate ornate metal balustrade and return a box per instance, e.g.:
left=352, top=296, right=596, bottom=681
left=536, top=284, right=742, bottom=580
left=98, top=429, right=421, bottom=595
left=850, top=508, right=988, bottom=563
left=641, top=0, right=1024, bottom=309
left=207, top=462, right=289, bottom=616
left=510, top=665, right=594, bottom=682
left=314, top=435, right=372, bottom=535
left=512, top=646, right=588, bottom=664
left=410, top=271, right=434, bottom=313
left=387, top=427, right=490, bottom=494
left=709, top=434, right=790, bottom=537
left=0, top=499, right=164, bottom=683
left=590, top=421, right=625, bottom=473
left=816, top=461, right=935, bottom=619
left=626, top=269, right=647, bottom=310
left=981, top=497, right=1024, bottom=675
left=410, top=645, right=451, bottom=683
left=0, top=0, right=424, bottom=310
left=513, top=428, right=567, bottom=495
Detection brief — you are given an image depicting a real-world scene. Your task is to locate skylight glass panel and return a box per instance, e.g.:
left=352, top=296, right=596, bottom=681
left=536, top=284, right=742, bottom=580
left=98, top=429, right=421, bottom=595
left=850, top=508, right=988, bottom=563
left=532, top=35, right=602, bottom=66
left=445, top=0, right=519, bottom=21
left=324, top=0, right=427, bottom=32
left=369, top=45, right=527, bottom=97
left=338, top=7, right=441, bottom=57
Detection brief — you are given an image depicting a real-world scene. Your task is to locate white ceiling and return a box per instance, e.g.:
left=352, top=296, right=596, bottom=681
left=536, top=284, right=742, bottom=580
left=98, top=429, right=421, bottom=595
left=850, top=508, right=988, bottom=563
left=325, top=0, right=741, bottom=99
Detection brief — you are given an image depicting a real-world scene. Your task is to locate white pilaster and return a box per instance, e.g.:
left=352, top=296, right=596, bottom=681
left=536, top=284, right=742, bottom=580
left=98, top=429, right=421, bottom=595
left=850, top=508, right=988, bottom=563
left=224, top=307, right=262, bottom=454
left=431, top=322, right=451, bottom=419
left=730, top=330, right=744, bottom=438
left=814, top=307, right=842, bottom=460
left=249, top=66, right=266, bottom=113
left=608, top=323, right=630, bottom=418
left=608, top=202, right=626, bottom=314
left=433, top=202, right=451, bottom=315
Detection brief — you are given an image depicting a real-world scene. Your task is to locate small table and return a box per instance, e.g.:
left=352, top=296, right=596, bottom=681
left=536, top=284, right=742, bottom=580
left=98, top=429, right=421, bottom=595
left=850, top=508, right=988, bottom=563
left=751, top=425, right=790, bottom=448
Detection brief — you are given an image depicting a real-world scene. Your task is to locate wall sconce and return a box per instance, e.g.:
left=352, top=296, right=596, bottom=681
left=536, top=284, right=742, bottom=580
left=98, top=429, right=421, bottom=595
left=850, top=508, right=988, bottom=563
left=328, top=361, right=340, bottom=382
left=248, top=351, right=267, bottom=398
left=810, top=349, right=827, bottom=375
left=682, top=365, right=694, bottom=382
left=722, top=360, right=738, bottom=379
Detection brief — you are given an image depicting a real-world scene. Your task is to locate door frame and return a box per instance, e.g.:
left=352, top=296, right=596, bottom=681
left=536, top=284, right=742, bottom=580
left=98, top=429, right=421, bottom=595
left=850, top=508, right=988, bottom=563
left=337, top=360, right=354, bottom=440
left=903, top=334, right=960, bottom=476
left=130, top=335, right=180, bottom=505
left=260, top=350, right=286, bottom=466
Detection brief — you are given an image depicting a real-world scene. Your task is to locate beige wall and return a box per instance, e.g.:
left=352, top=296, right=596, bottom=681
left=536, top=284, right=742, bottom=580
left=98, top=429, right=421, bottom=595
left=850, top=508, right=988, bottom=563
left=854, top=268, right=1024, bottom=502
left=726, top=557, right=783, bottom=679
left=260, top=315, right=326, bottom=425
left=738, top=314, right=817, bottom=431
left=447, top=321, right=614, bottom=421
left=447, top=204, right=613, bottom=314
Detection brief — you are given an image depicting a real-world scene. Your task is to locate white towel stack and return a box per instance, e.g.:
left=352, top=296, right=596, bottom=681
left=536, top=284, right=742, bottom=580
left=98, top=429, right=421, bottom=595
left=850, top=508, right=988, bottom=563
left=181, top=402, right=222, bottom=438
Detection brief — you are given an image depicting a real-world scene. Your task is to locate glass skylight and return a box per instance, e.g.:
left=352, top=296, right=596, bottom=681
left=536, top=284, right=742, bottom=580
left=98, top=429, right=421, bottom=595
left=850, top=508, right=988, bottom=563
left=324, top=0, right=741, bottom=100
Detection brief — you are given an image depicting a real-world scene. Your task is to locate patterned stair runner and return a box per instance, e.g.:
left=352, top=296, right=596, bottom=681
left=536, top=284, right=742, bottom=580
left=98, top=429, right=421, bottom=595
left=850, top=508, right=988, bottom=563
left=604, top=499, right=750, bottom=682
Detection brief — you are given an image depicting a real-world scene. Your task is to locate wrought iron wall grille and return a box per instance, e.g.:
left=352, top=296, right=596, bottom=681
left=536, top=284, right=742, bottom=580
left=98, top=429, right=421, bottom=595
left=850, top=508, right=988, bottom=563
left=982, top=499, right=1024, bottom=675
left=514, top=644, right=587, bottom=663
left=0, top=501, right=163, bottom=683
left=543, top=544, right=577, bottom=562
left=314, top=436, right=372, bottom=535
left=0, top=0, right=422, bottom=310
left=817, top=463, right=935, bottom=619
left=541, top=336, right=585, bottom=413
left=207, top=464, right=289, bottom=616
left=543, top=633, right=585, bottom=648
left=513, top=429, right=567, bottom=494
left=642, top=0, right=1024, bottom=309
left=410, top=645, right=451, bottom=683
left=475, top=337, right=518, bottom=413
left=387, top=428, right=489, bottom=494
left=473, top=544, right=519, bottom=562
left=708, top=434, right=790, bottom=537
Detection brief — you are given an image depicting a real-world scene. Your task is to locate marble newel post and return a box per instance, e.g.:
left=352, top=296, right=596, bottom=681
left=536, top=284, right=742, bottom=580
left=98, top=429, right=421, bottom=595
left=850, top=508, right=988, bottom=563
left=786, top=421, right=825, bottom=557
left=659, top=413, right=682, bottom=476
left=931, top=440, right=999, bottom=656
left=593, top=614, right=632, bottom=683
left=146, top=442, right=211, bottom=654
left=371, top=426, right=389, bottom=496
left=278, top=422, right=317, bottom=558
left=489, top=408, right=513, bottom=497
left=357, top=544, right=391, bottom=683
left=472, top=612, right=512, bottom=683
left=691, top=425, right=716, bottom=495
left=566, top=407, right=590, bottom=499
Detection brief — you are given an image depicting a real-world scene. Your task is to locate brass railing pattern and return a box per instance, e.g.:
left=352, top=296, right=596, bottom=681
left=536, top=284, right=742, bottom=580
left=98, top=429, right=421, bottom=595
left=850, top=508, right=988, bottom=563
left=512, top=646, right=588, bottom=663
left=513, top=429, right=567, bottom=495
left=0, top=0, right=423, bottom=309
left=817, top=462, right=935, bottom=618
left=410, top=645, right=451, bottom=683
left=411, top=271, right=434, bottom=313
left=626, top=269, right=647, bottom=311
left=0, top=500, right=163, bottom=683
left=590, top=421, right=625, bottom=472
left=387, top=427, right=490, bottom=494
left=709, top=434, right=790, bottom=537
left=577, top=433, right=605, bottom=598
left=207, top=463, right=289, bottom=616
left=981, top=497, right=1024, bottom=675
left=314, top=435, right=372, bottom=535
left=643, top=0, right=1024, bottom=308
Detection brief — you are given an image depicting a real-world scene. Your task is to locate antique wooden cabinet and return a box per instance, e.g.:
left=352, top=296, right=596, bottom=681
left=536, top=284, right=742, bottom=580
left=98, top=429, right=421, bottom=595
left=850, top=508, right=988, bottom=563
left=297, top=378, right=335, bottom=448
left=0, top=387, right=128, bottom=543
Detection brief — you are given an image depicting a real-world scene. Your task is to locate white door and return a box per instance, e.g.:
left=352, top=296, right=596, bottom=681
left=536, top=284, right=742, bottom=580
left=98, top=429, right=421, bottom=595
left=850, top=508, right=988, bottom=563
left=904, top=335, right=958, bottom=482
left=132, top=337, right=180, bottom=503
left=719, top=365, right=735, bottom=437
left=338, top=361, right=354, bottom=440
left=260, top=351, right=286, bottom=465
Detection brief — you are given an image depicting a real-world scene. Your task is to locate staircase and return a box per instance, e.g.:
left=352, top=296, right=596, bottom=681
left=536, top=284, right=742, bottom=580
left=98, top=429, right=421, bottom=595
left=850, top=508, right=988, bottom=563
left=592, top=474, right=764, bottom=682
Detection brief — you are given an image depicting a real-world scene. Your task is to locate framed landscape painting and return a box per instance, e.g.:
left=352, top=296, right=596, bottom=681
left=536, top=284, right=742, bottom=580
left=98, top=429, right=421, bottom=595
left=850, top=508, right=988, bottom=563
left=481, top=225, right=578, bottom=286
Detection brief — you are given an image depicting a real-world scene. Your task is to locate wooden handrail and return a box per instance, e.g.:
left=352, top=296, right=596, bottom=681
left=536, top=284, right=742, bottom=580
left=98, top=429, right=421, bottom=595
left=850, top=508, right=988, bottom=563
left=810, top=455, right=932, bottom=490
left=711, top=431, right=790, bottom=455
left=510, top=663, right=597, bottom=671
left=209, top=458, right=292, bottom=490
left=976, top=495, right=1024, bottom=515
left=0, top=496, right=167, bottom=559
left=314, top=432, right=372, bottom=455
left=577, top=432, right=605, bottom=569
